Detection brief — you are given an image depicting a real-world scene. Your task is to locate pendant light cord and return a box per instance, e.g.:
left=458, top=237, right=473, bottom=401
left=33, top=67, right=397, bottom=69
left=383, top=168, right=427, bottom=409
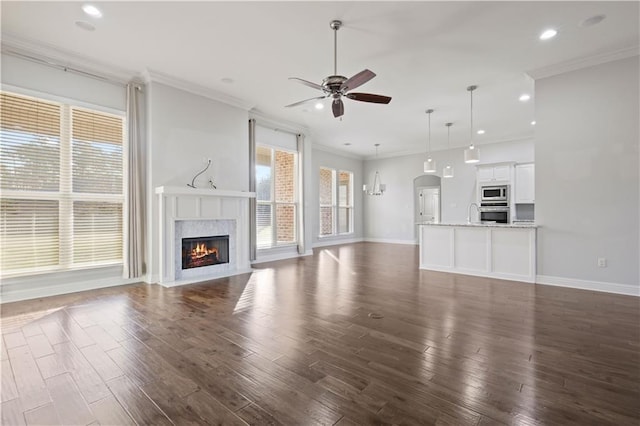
left=426, top=109, right=434, bottom=157
left=428, top=112, right=431, bottom=155
left=470, top=89, right=473, bottom=146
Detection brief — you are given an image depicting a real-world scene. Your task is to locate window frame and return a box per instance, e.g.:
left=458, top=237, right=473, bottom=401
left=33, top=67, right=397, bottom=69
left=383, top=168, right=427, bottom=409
left=255, top=144, right=299, bottom=250
left=319, top=167, right=354, bottom=237
left=0, top=89, right=127, bottom=277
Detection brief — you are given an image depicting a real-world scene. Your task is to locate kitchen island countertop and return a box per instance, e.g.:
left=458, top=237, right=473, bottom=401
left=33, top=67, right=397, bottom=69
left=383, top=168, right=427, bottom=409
left=417, top=222, right=537, bottom=228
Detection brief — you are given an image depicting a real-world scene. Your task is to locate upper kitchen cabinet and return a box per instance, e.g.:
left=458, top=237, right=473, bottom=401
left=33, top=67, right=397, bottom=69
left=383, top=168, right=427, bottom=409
left=477, top=164, right=512, bottom=183
left=515, top=163, right=535, bottom=203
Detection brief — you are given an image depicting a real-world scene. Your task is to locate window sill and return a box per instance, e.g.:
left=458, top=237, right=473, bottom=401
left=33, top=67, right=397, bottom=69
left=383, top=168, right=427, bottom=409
left=1, top=262, right=123, bottom=281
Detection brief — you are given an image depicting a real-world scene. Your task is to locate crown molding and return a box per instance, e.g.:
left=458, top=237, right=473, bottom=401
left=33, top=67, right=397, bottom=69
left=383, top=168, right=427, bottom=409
left=311, top=143, right=365, bottom=160
left=143, top=68, right=254, bottom=111
left=362, top=134, right=534, bottom=161
left=527, top=45, right=640, bottom=80
left=249, top=109, right=310, bottom=136
left=1, top=33, right=137, bottom=85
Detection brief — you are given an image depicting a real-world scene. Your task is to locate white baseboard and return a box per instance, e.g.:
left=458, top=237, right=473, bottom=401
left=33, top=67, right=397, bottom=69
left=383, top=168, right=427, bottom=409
left=313, top=237, right=364, bottom=248
left=536, top=275, right=640, bottom=297
left=252, top=251, right=306, bottom=264
left=364, top=238, right=418, bottom=245
left=1, top=277, right=141, bottom=304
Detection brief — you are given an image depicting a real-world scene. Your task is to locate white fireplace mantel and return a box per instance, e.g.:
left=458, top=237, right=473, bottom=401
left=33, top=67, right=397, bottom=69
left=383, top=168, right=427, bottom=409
left=156, top=186, right=256, bottom=287
left=155, top=186, right=256, bottom=198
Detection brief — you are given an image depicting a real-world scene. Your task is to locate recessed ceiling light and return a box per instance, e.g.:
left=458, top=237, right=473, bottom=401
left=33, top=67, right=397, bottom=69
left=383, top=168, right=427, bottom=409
left=221, top=77, right=234, bottom=84
left=82, top=4, right=102, bottom=18
left=75, top=21, right=96, bottom=31
left=343, top=142, right=351, bottom=146
left=477, top=129, right=485, bottom=135
left=519, top=94, right=531, bottom=102
left=531, top=120, right=536, bottom=126
left=580, top=14, right=606, bottom=28
left=539, top=29, right=558, bottom=40
left=315, top=102, right=324, bottom=110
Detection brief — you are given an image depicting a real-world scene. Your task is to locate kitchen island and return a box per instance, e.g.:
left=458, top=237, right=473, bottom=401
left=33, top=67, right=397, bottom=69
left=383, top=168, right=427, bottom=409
left=418, top=222, right=537, bottom=283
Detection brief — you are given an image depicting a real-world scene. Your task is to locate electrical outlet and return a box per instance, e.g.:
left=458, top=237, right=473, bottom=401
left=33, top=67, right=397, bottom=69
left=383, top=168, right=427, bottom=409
left=597, top=257, right=607, bottom=268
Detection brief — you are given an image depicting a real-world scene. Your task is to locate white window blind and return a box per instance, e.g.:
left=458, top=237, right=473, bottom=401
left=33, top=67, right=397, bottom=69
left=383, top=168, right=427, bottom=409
left=0, top=91, right=124, bottom=276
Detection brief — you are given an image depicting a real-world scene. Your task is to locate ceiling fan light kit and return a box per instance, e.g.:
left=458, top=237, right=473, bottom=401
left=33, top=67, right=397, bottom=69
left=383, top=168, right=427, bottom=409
left=464, top=85, right=480, bottom=164
left=364, top=144, right=386, bottom=196
left=286, top=19, right=392, bottom=118
left=423, top=109, right=437, bottom=173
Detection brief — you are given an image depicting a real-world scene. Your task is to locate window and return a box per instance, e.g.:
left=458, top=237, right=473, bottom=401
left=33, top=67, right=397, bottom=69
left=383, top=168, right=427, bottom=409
left=319, top=167, right=353, bottom=236
left=0, top=91, right=125, bottom=276
left=256, top=145, right=297, bottom=249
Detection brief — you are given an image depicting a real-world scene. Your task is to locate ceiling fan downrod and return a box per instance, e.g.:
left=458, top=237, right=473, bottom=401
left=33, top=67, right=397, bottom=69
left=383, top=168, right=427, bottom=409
left=330, top=20, right=341, bottom=76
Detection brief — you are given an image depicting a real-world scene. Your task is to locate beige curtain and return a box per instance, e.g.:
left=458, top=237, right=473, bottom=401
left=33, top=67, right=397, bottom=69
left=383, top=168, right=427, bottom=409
left=296, top=133, right=306, bottom=255
left=124, top=82, right=146, bottom=278
left=248, top=119, right=257, bottom=261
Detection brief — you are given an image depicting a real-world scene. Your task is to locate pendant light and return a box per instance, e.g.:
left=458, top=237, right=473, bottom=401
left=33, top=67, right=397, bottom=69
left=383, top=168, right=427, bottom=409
left=464, top=85, right=480, bottom=163
left=423, top=109, right=436, bottom=173
left=363, top=143, right=386, bottom=195
left=443, top=122, right=454, bottom=178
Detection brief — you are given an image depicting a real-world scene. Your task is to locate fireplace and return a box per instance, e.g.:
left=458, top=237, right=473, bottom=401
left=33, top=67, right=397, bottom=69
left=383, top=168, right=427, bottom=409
left=181, top=235, right=229, bottom=270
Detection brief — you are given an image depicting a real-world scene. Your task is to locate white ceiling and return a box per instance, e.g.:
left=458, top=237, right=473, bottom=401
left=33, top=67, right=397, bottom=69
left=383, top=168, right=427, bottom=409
left=1, top=1, right=638, bottom=158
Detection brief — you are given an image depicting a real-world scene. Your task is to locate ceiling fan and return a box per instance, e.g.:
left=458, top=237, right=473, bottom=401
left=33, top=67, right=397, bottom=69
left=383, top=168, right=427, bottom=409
left=285, top=20, right=392, bottom=118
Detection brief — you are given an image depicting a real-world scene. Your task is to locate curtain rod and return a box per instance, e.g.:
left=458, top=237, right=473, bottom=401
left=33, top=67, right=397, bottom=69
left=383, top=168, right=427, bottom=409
left=3, top=48, right=131, bottom=88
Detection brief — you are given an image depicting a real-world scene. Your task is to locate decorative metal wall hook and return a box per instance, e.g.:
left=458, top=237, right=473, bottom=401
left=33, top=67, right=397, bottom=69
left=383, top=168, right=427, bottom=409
left=187, top=159, right=211, bottom=188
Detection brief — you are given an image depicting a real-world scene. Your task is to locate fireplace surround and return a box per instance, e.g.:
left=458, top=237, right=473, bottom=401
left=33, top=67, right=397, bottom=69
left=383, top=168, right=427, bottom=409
left=156, top=186, right=255, bottom=286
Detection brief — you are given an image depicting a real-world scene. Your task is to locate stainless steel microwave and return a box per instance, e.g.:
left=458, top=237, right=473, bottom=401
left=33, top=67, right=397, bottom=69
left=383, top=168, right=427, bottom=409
left=481, top=185, right=508, bottom=202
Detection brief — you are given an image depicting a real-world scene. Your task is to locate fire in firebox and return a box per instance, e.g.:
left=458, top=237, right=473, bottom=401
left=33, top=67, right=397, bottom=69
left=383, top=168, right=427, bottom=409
left=182, top=235, right=229, bottom=270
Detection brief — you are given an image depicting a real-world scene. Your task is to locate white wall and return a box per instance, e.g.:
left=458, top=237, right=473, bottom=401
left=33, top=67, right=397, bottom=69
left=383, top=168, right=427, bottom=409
left=1, top=53, right=126, bottom=111
left=535, top=56, right=639, bottom=293
left=364, top=139, right=534, bottom=243
left=311, top=147, right=364, bottom=246
left=146, top=82, right=250, bottom=282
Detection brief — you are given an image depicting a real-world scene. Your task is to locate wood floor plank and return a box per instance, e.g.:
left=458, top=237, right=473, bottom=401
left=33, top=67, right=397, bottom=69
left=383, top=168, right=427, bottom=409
left=7, top=345, right=51, bottom=411
left=0, top=243, right=638, bottom=425
left=23, top=402, right=61, bottom=426
left=89, top=395, right=136, bottom=426
left=1, top=359, right=19, bottom=402
left=21, top=323, right=43, bottom=338
left=56, top=310, right=95, bottom=348
left=34, top=353, right=68, bottom=380
left=3, top=331, right=27, bottom=349
left=107, top=375, right=172, bottom=426
left=52, top=341, right=111, bottom=404
left=1, top=397, right=26, bottom=426
left=82, top=325, right=121, bottom=351
left=80, top=343, right=124, bottom=382
left=44, top=373, right=95, bottom=425
left=25, top=334, right=55, bottom=359
left=39, top=322, right=70, bottom=346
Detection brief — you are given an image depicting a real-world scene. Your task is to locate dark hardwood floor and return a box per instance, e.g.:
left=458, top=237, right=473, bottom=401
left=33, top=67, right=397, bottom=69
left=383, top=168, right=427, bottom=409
left=1, top=242, right=639, bottom=425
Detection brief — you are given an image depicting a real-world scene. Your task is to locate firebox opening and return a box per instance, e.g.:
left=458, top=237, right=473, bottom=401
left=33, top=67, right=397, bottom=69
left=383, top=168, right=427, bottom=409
left=182, top=235, right=229, bottom=270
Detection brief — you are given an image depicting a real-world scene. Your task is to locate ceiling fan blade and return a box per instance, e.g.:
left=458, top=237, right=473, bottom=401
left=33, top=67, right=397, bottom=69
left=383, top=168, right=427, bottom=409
left=332, top=98, right=344, bottom=118
left=345, top=92, right=392, bottom=104
left=285, top=96, right=327, bottom=108
left=340, top=69, right=376, bottom=92
left=288, top=77, right=324, bottom=91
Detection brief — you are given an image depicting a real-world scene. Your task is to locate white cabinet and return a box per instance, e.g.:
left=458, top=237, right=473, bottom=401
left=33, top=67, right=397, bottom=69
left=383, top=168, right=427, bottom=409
left=477, top=164, right=511, bottom=183
left=515, top=163, right=535, bottom=203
